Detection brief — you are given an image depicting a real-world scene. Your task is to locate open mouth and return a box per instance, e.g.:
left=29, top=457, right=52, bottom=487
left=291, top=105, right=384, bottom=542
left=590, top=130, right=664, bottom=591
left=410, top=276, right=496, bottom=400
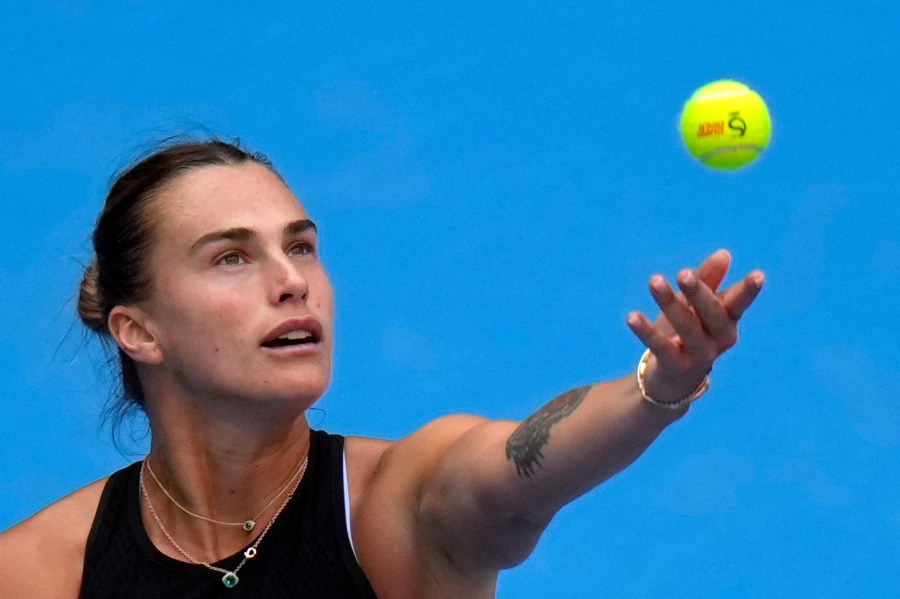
left=261, top=329, right=319, bottom=348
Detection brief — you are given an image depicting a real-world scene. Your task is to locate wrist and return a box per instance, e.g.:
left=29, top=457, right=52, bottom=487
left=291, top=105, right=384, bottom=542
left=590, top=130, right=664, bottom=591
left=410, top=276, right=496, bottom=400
left=636, top=349, right=710, bottom=409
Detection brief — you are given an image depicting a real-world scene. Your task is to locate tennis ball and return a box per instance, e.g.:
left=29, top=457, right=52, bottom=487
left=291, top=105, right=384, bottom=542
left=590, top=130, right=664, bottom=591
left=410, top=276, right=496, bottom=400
left=680, top=80, right=771, bottom=170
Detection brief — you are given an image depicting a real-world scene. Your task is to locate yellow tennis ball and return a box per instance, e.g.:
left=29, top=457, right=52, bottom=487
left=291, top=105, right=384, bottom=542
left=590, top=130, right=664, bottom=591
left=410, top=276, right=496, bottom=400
left=680, top=80, right=771, bottom=170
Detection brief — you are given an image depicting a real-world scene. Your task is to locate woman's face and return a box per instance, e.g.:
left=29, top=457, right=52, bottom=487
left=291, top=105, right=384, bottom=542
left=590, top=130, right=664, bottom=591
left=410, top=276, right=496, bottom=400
left=137, top=162, right=334, bottom=407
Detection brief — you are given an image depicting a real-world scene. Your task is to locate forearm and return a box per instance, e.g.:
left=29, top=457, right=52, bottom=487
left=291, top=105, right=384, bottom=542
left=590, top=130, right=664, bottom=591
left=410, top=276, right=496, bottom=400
left=499, top=374, right=687, bottom=519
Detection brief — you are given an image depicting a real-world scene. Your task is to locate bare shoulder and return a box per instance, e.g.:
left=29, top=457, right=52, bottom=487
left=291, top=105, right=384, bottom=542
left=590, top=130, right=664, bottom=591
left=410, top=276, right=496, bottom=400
left=0, top=477, right=108, bottom=599
left=344, top=415, right=491, bottom=500
left=345, top=415, right=488, bottom=478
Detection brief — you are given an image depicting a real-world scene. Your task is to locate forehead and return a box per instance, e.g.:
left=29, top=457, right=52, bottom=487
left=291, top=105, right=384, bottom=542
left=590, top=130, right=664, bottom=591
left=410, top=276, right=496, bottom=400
left=153, top=163, right=309, bottom=244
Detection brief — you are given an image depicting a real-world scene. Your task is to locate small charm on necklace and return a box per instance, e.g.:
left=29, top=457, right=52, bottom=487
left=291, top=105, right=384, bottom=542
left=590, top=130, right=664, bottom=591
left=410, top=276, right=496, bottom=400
left=244, top=547, right=258, bottom=559
left=222, top=572, right=239, bottom=588
left=242, top=520, right=256, bottom=532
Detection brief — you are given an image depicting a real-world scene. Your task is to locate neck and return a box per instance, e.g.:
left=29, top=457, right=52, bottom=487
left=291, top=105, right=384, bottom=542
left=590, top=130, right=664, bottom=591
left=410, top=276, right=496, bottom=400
left=139, top=385, right=313, bottom=563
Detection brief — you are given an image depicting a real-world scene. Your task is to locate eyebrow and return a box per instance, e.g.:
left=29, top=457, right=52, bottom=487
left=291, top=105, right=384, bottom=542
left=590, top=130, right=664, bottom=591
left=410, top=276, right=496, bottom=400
left=190, top=219, right=318, bottom=251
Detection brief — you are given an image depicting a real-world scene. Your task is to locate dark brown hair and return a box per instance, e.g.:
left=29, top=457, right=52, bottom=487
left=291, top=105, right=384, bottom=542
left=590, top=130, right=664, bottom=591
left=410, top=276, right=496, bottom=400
left=78, top=138, right=276, bottom=430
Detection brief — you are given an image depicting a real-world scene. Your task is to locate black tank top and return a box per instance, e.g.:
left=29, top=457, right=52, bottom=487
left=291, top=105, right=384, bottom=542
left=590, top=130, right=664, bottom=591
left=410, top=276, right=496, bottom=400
left=80, top=430, right=378, bottom=598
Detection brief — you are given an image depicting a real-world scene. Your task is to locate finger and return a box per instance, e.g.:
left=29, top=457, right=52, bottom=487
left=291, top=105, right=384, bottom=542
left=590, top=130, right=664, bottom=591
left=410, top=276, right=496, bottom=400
left=719, top=270, right=765, bottom=320
left=652, top=308, right=677, bottom=337
left=677, top=268, right=736, bottom=348
left=649, top=275, right=709, bottom=357
left=626, top=311, right=682, bottom=366
left=695, top=249, right=731, bottom=293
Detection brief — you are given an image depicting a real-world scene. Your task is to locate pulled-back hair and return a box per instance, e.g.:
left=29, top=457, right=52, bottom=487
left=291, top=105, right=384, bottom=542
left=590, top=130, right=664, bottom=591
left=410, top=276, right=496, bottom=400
left=78, top=138, right=276, bottom=430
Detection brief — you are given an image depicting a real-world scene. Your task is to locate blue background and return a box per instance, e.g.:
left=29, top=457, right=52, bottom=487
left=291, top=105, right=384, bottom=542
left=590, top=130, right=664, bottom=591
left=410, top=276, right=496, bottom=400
left=1, top=1, right=898, bottom=596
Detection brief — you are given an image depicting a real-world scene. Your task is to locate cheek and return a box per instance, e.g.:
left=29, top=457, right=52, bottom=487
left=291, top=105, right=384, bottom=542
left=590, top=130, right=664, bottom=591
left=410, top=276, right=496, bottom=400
left=310, top=272, right=335, bottom=313
left=154, top=280, right=253, bottom=349
left=171, top=307, right=250, bottom=368
left=318, top=296, right=336, bottom=339
left=206, top=298, right=256, bottom=339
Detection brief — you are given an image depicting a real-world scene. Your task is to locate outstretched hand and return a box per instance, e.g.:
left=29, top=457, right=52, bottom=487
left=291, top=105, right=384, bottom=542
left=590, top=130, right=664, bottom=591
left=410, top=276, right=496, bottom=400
left=626, top=249, right=764, bottom=404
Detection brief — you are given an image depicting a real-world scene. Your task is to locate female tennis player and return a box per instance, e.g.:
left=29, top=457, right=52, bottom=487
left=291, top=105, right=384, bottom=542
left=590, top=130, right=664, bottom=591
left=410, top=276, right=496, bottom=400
left=0, top=140, right=763, bottom=597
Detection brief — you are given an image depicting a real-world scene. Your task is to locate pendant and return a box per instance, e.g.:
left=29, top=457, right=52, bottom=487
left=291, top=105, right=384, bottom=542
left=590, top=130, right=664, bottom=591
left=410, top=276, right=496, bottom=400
left=222, top=572, right=239, bottom=588
left=242, top=520, right=256, bottom=532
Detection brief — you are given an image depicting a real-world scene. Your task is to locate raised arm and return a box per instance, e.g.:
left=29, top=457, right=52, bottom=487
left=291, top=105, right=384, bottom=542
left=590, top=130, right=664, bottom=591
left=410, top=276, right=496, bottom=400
left=417, top=249, right=764, bottom=574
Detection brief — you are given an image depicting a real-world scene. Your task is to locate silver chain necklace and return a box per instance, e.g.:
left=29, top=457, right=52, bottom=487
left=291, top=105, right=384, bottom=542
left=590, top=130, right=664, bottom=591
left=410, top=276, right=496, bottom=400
left=140, top=456, right=308, bottom=589
left=145, top=453, right=304, bottom=532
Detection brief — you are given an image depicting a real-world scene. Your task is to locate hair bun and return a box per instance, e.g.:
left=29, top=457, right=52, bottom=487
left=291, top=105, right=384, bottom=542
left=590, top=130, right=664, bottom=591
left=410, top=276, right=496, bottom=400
left=78, top=260, right=108, bottom=333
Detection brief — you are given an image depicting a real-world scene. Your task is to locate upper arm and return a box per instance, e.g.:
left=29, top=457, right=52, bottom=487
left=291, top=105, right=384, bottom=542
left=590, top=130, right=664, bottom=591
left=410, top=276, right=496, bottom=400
left=358, top=415, right=552, bottom=578
left=0, top=520, right=64, bottom=597
left=416, top=417, right=554, bottom=572
left=0, top=479, right=106, bottom=599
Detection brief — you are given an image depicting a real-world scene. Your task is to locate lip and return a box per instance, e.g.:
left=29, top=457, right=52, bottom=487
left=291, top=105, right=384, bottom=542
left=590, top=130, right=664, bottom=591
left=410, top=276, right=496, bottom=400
left=260, top=316, right=324, bottom=347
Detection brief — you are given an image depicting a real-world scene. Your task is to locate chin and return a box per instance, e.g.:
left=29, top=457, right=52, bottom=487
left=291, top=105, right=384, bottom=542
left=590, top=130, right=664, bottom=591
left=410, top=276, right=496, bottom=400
left=275, top=374, right=331, bottom=404
left=258, top=359, right=331, bottom=391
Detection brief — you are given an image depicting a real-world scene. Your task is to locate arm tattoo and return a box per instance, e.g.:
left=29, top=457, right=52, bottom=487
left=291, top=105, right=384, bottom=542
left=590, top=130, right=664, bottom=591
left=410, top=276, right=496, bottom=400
left=505, top=385, right=592, bottom=478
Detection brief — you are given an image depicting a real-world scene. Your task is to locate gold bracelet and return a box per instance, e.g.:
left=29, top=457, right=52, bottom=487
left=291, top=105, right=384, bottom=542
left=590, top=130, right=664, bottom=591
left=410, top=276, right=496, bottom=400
left=636, top=349, right=710, bottom=409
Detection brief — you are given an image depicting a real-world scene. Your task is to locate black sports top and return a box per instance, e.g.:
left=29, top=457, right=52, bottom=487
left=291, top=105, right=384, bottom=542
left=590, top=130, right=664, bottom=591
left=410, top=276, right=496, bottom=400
left=79, top=429, right=378, bottom=598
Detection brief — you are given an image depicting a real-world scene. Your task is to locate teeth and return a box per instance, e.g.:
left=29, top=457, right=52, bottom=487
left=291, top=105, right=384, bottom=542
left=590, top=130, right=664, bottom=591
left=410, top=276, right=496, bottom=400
left=278, top=330, right=312, bottom=341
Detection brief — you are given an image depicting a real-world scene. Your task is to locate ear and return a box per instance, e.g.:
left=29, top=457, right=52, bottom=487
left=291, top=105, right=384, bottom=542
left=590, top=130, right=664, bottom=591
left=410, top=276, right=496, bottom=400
left=108, top=305, right=164, bottom=365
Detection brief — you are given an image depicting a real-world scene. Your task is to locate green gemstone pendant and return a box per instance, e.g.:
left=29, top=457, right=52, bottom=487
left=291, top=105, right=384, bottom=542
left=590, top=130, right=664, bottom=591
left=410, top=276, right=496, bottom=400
left=222, top=572, right=239, bottom=588
left=242, top=520, right=256, bottom=532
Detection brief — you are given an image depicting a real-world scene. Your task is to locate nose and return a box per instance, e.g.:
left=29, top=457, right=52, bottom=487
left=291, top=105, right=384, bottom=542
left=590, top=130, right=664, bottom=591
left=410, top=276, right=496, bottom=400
left=268, top=255, right=309, bottom=305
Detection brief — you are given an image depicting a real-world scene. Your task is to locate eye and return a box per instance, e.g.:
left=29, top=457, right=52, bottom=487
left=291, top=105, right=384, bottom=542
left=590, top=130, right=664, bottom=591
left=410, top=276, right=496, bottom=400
left=288, top=241, right=316, bottom=257
left=215, top=252, right=247, bottom=266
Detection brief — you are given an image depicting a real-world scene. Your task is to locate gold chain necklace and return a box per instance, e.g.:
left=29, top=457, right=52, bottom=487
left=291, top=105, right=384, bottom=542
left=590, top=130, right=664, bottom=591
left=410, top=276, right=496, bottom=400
left=139, top=456, right=308, bottom=589
left=145, top=453, right=304, bottom=532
